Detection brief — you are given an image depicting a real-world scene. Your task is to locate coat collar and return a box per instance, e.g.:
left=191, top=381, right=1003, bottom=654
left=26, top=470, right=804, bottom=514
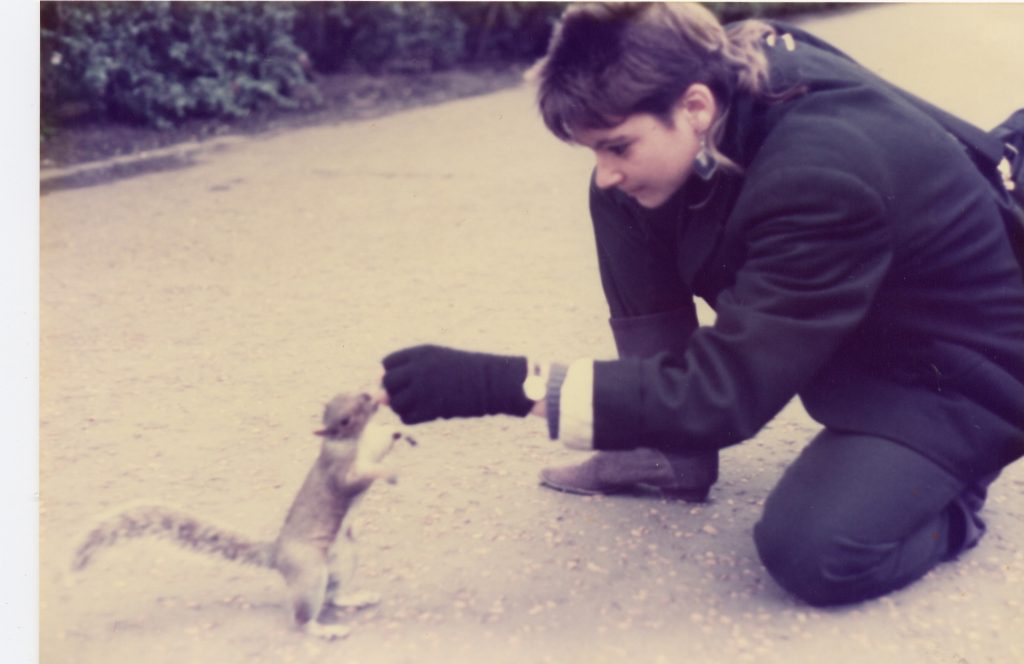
left=717, top=38, right=802, bottom=174
left=667, top=40, right=804, bottom=290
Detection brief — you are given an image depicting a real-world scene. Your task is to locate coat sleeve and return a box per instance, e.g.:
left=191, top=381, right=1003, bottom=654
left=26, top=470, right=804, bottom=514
left=591, top=165, right=893, bottom=451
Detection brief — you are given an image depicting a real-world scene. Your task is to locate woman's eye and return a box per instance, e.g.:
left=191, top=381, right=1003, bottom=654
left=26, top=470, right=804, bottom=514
left=608, top=143, right=630, bottom=157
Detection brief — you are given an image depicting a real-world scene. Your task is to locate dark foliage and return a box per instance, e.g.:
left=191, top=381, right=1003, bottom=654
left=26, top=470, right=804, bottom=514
left=41, top=2, right=322, bottom=129
left=40, top=2, right=845, bottom=130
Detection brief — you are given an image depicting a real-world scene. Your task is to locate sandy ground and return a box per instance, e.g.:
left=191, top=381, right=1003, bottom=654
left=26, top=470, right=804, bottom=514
left=38, top=5, right=1024, bottom=664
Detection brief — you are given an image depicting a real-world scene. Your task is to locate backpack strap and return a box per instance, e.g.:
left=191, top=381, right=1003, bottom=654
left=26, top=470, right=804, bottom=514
left=992, top=110, right=1024, bottom=204
left=765, top=20, right=1024, bottom=278
left=765, top=21, right=1007, bottom=167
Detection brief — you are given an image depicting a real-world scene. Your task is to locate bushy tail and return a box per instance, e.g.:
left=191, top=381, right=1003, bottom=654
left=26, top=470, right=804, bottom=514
left=71, top=504, right=275, bottom=572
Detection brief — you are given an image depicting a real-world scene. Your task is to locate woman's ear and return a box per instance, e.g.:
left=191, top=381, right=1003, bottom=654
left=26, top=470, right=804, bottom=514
left=674, top=83, right=717, bottom=133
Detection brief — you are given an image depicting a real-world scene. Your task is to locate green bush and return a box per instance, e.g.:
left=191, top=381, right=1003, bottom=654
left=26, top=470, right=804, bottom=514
left=40, top=1, right=562, bottom=129
left=705, top=2, right=848, bottom=23
left=289, top=2, right=564, bottom=74
left=40, top=2, right=847, bottom=130
left=41, top=1, right=320, bottom=129
left=343, top=2, right=468, bottom=74
left=449, top=2, right=566, bottom=62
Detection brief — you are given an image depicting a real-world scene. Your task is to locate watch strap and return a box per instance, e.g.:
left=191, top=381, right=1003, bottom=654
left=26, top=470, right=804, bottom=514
left=545, top=362, right=568, bottom=440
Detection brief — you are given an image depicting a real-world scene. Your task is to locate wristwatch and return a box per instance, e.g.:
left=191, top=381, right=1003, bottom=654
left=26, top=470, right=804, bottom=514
left=523, top=360, right=547, bottom=401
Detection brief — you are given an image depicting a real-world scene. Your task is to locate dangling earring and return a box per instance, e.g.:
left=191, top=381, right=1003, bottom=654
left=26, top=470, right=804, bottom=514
left=693, top=134, right=718, bottom=181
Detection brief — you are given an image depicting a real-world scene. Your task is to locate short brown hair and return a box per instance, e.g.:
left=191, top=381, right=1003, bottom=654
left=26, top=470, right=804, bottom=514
left=534, top=3, right=780, bottom=170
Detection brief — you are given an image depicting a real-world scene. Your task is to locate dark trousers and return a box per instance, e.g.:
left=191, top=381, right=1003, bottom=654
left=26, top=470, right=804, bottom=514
left=590, top=189, right=990, bottom=606
left=754, top=430, right=989, bottom=606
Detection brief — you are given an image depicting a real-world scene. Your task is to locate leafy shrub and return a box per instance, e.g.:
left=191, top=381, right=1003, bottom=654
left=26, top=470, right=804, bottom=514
left=343, top=2, right=467, bottom=74
left=450, top=2, right=566, bottom=62
left=705, top=2, right=849, bottom=23
left=41, top=1, right=320, bottom=129
left=40, top=2, right=848, bottom=130
left=290, top=1, right=354, bottom=74
left=289, top=2, right=565, bottom=74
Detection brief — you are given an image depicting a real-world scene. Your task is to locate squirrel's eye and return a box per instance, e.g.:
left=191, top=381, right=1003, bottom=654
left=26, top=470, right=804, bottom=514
left=340, top=417, right=351, bottom=426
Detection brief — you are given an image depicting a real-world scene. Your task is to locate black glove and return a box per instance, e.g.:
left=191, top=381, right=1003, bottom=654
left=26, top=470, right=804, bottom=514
left=382, top=344, right=533, bottom=424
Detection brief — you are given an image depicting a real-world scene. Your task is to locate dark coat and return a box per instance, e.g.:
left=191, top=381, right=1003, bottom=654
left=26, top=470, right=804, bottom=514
left=589, top=28, right=1024, bottom=485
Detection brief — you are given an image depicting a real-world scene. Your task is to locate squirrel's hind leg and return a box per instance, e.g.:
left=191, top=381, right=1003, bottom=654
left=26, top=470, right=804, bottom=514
left=325, top=535, right=381, bottom=610
left=276, top=541, right=350, bottom=638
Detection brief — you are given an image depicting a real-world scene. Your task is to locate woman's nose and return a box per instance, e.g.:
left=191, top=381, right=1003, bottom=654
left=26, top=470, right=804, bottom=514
left=593, top=156, right=624, bottom=189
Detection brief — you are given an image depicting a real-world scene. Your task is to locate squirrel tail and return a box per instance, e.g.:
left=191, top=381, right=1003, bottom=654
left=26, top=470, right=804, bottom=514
left=71, top=504, right=275, bottom=572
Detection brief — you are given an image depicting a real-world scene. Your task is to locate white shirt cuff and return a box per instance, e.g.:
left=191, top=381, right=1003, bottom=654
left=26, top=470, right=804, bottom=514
left=558, top=359, right=595, bottom=450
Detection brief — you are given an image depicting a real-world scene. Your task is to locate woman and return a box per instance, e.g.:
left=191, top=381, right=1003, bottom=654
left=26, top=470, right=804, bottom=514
left=380, top=3, right=1024, bottom=606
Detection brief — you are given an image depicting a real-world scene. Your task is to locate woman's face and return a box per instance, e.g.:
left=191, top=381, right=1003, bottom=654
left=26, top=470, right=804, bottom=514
left=573, top=86, right=712, bottom=209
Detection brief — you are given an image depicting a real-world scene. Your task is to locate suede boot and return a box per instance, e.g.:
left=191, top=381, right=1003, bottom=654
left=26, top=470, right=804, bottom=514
left=539, top=306, right=720, bottom=502
left=540, top=447, right=718, bottom=502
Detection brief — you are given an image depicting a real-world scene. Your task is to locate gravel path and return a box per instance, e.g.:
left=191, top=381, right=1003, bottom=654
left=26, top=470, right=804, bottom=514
left=37, top=5, right=1023, bottom=664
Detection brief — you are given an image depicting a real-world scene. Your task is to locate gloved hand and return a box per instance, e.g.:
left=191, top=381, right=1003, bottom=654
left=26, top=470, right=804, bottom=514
left=381, top=344, right=533, bottom=424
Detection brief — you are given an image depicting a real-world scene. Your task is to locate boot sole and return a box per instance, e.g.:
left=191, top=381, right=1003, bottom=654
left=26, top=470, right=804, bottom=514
left=539, top=477, right=619, bottom=496
left=540, top=477, right=710, bottom=503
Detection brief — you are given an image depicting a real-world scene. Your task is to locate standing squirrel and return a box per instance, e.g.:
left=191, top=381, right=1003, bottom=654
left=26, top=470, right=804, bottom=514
left=71, top=392, right=415, bottom=639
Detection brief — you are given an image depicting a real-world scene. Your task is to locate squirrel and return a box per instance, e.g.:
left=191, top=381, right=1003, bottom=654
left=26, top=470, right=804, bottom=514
left=71, top=392, right=415, bottom=639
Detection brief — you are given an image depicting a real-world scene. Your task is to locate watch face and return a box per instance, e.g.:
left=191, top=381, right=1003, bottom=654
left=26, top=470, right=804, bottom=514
left=524, top=375, right=546, bottom=401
